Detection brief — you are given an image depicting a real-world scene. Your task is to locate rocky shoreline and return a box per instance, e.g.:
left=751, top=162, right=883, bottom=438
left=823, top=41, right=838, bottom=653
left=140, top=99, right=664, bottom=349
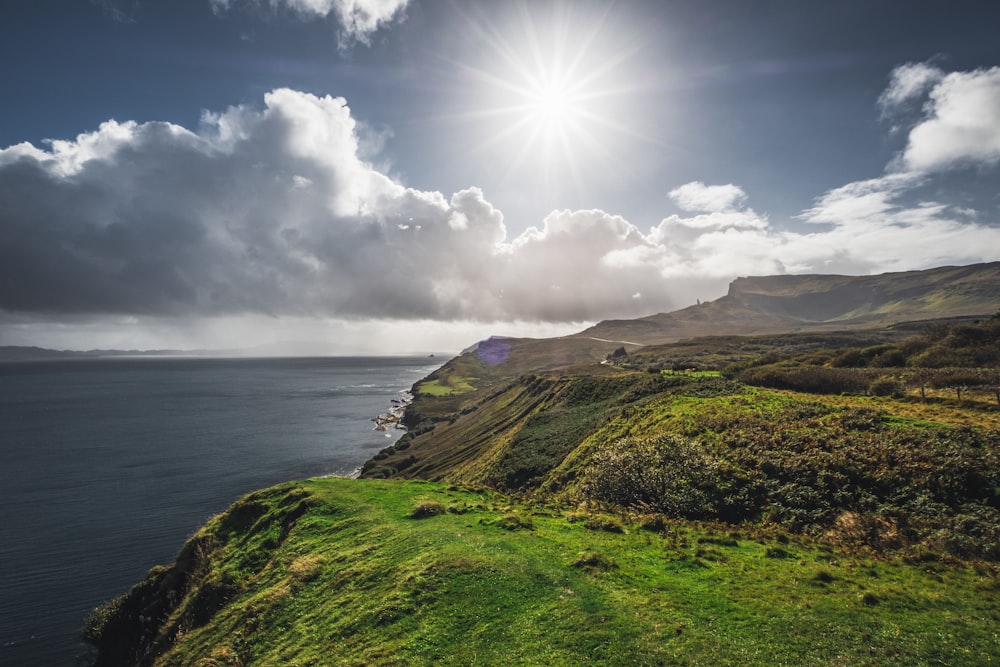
left=371, top=390, right=413, bottom=432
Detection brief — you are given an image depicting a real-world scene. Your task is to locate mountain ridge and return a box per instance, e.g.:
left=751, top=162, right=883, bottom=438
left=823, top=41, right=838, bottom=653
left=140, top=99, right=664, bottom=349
left=578, top=261, right=1000, bottom=345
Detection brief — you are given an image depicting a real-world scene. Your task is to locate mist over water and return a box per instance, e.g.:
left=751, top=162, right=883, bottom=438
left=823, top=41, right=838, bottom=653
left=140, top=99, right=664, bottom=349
left=0, top=356, right=439, bottom=666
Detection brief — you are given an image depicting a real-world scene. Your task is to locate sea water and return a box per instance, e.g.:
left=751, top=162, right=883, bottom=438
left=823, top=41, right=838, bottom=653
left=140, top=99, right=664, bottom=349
left=0, top=356, right=440, bottom=666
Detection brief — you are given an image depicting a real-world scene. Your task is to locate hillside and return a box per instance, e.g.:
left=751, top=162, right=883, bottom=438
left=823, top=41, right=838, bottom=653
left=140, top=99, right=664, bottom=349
left=83, top=265, right=1000, bottom=665
left=579, top=262, right=1000, bottom=345
left=85, top=478, right=1000, bottom=666
left=0, top=346, right=193, bottom=361
left=363, top=355, right=1000, bottom=562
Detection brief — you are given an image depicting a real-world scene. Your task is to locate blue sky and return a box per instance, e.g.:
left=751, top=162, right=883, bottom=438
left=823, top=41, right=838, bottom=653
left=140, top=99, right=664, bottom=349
left=1, top=0, right=999, bottom=352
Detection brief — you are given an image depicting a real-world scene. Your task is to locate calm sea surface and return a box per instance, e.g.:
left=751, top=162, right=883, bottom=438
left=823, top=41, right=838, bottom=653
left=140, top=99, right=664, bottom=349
left=0, top=356, right=440, bottom=666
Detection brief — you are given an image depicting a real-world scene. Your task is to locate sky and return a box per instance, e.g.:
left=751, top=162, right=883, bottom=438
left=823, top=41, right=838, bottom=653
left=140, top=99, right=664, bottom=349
left=1, top=0, right=999, bottom=354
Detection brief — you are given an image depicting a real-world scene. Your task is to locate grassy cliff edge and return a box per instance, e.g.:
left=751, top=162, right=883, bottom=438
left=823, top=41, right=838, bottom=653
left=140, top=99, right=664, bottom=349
left=86, top=478, right=999, bottom=666
left=85, top=308, right=1000, bottom=665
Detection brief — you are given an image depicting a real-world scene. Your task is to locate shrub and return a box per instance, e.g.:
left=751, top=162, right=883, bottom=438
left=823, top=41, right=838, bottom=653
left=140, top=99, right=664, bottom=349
left=581, top=435, right=759, bottom=521
left=739, top=365, right=869, bottom=394
left=637, top=514, right=669, bottom=532
left=409, top=500, right=447, bottom=519
left=830, top=349, right=865, bottom=368
left=868, top=376, right=905, bottom=397
left=571, top=551, right=617, bottom=571
left=813, top=570, right=835, bottom=584
left=870, top=349, right=907, bottom=368
left=584, top=516, right=625, bottom=533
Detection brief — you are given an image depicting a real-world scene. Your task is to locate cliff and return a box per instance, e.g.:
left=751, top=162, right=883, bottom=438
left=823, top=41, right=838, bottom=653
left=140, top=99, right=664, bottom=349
left=84, top=263, right=1000, bottom=665
left=85, top=475, right=1000, bottom=666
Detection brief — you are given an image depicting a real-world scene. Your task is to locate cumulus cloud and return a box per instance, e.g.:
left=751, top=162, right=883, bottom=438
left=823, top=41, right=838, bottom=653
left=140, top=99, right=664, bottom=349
left=2, top=83, right=998, bottom=349
left=668, top=181, right=747, bottom=213
left=895, top=66, right=1000, bottom=172
left=0, top=89, right=676, bottom=325
left=209, top=0, right=409, bottom=44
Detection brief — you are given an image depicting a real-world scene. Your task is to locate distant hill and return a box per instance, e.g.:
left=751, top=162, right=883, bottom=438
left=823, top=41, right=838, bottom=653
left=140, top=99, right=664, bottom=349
left=578, top=262, right=1000, bottom=345
left=0, top=346, right=193, bottom=361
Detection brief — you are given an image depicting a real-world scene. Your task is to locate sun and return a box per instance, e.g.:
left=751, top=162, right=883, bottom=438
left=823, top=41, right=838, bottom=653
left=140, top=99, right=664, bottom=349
left=523, top=69, right=583, bottom=135
left=440, top=3, right=648, bottom=199
left=533, top=81, right=572, bottom=124
left=465, top=48, right=629, bottom=191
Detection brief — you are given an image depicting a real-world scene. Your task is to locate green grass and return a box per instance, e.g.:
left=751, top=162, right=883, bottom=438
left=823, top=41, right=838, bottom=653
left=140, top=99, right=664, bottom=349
left=417, top=376, right=477, bottom=396
left=89, top=318, right=1000, bottom=664
left=88, top=478, right=1000, bottom=666
left=662, top=369, right=722, bottom=378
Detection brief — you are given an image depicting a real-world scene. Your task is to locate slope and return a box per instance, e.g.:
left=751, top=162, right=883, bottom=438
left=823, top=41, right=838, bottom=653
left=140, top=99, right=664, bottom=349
left=579, top=261, right=1000, bottom=345
left=85, top=478, right=1000, bottom=666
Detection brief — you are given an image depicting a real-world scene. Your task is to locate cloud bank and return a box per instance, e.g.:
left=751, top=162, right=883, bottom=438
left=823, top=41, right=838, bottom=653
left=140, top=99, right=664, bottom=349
left=0, top=89, right=676, bottom=324
left=1, top=62, right=998, bottom=347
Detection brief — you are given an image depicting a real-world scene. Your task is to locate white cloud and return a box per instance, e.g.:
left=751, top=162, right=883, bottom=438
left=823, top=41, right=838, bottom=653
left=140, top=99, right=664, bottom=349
left=0, top=90, right=674, bottom=325
left=897, top=66, right=1000, bottom=172
left=668, top=181, right=747, bottom=213
left=798, top=173, right=920, bottom=225
left=0, top=120, right=143, bottom=177
left=1, top=85, right=998, bottom=352
left=878, top=61, right=944, bottom=113
left=792, top=172, right=1000, bottom=273
left=209, top=0, right=409, bottom=44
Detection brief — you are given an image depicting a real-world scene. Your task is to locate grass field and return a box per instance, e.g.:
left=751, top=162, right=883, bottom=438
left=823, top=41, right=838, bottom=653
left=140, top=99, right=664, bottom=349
left=88, top=317, right=1000, bottom=665
left=88, top=478, right=1000, bottom=666
left=416, top=375, right=477, bottom=396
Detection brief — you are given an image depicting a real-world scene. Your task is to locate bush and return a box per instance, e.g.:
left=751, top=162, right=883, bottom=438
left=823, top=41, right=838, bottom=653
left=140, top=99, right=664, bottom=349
left=584, top=516, right=625, bottom=533
left=868, top=376, right=905, bottom=397
left=870, top=349, right=908, bottom=368
left=739, top=365, right=870, bottom=394
left=409, top=500, right=447, bottom=519
left=580, top=435, right=759, bottom=521
left=830, top=349, right=864, bottom=368
left=571, top=551, right=617, bottom=571
left=637, top=514, right=669, bottom=532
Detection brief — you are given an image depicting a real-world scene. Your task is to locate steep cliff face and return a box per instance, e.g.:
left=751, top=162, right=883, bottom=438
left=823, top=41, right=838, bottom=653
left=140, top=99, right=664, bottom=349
left=85, top=485, right=319, bottom=666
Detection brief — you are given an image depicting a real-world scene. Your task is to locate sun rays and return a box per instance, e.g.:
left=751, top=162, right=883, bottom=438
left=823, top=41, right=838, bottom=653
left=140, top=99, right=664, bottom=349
left=440, top=3, right=648, bottom=196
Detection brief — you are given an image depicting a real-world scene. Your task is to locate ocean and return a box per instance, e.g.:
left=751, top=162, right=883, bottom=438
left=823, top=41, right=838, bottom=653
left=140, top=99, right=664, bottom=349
left=0, top=355, right=440, bottom=666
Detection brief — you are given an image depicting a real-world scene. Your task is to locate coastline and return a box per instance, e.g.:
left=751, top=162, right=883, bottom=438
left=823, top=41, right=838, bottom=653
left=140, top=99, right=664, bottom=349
left=371, top=389, right=413, bottom=432
left=345, top=388, right=416, bottom=478
left=3, top=356, right=434, bottom=666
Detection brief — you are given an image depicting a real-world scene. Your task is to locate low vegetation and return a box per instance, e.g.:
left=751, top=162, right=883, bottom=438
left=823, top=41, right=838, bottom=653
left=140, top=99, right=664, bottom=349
left=369, top=315, right=1000, bottom=561
left=88, top=313, right=1000, bottom=664
left=86, top=478, right=1000, bottom=666
left=725, top=313, right=1000, bottom=403
left=416, top=375, right=477, bottom=397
